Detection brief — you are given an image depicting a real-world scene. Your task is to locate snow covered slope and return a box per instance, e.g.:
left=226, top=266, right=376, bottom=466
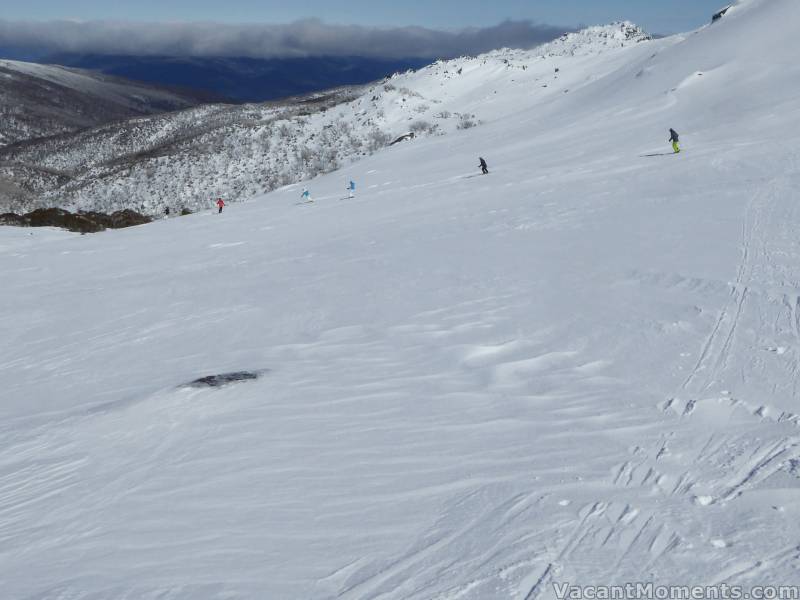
left=3, top=0, right=800, bottom=597
left=0, top=59, right=208, bottom=146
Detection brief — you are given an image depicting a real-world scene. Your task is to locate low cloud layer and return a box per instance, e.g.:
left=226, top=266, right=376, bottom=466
left=0, top=19, right=568, bottom=59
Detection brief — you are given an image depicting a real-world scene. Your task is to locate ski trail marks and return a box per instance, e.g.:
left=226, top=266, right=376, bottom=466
left=523, top=563, right=554, bottom=600
left=720, top=437, right=800, bottom=502
left=519, top=502, right=607, bottom=600
left=680, top=181, right=760, bottom=396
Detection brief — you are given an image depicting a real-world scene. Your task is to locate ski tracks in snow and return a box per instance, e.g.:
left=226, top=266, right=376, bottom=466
left=680, top=151, right=800, bottom=410
left=679, top=171, right=763, bottom=398
left=642, top=151, right=800, bottom=579
left=313, top=294, right=694, bottom=599
left=311, top=167, right=800, bottom=597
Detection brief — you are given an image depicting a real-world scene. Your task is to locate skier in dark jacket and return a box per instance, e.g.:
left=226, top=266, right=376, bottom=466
left=479, top=157, right=489, bottom=175
left=669, top=129, right=680, bottom=154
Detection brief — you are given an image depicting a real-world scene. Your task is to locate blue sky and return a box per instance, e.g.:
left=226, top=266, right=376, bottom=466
left=6, top=0, right=727, bottom=34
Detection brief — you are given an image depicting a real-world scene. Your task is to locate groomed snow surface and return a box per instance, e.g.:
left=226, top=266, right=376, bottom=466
left=3, top=0, right=800, bottom=597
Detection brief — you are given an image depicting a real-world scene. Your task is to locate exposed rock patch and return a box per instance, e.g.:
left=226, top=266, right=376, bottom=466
left=185, top=371, right=268, bottom=388
left=713, top=6, right=733, bottom=23
left=0, top=207, right=151, bottom=233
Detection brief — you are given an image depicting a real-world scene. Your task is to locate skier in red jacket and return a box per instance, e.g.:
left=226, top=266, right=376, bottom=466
left=216, top=198, right=225, bottom=214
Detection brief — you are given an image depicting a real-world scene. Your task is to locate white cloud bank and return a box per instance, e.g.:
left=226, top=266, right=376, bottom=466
left=0, top=19, right=569, bottom=59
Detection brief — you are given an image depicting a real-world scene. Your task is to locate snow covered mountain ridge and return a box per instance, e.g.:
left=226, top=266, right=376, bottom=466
left=529, top=21, right=651, bottom=57
left=439, top=21, right=651, bottom=65
left=0, top=21, right=654, bottom=216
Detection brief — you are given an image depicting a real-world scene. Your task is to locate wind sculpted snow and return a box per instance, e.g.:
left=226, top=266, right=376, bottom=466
left=2, top=0, right=800, bottom=597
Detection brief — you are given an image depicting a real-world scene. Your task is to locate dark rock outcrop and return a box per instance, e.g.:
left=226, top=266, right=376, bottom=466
left=712, top=5, right=733, bottom=23
left=185, top=371, right=267, bottom=388
left=390, top=132, right=416, bottom=146
left=0, top=207, right=152, bottom=233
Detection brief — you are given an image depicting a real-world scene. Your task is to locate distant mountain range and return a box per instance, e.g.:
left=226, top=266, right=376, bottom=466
left=32, top=55, right=436, bottom=103
left=0, top=59, right=210, bottom=146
